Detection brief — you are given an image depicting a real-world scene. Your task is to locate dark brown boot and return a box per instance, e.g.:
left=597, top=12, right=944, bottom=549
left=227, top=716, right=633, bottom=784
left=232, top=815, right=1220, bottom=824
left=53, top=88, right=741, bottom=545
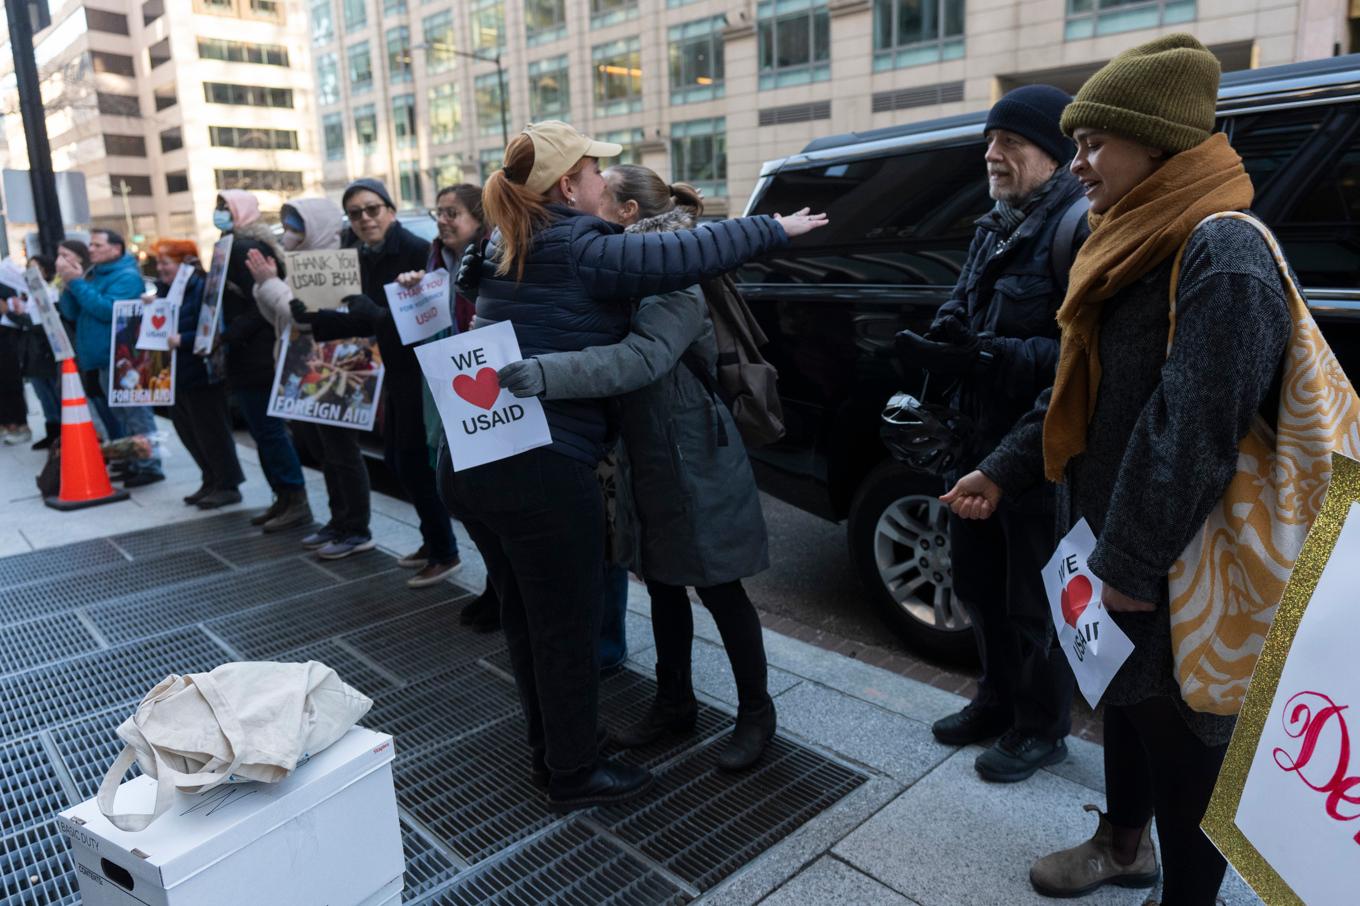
left=1029, top=805, right=1158, bottom=898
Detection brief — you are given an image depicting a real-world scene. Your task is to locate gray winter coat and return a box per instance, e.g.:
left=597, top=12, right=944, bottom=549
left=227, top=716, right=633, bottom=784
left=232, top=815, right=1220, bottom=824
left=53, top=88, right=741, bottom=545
left=531, top=209, right=770, bottom=588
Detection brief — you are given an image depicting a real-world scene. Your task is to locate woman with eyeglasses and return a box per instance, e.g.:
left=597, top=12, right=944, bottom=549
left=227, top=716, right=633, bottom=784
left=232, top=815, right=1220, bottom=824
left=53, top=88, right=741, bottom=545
left=294, top=178, right=462, bottom=589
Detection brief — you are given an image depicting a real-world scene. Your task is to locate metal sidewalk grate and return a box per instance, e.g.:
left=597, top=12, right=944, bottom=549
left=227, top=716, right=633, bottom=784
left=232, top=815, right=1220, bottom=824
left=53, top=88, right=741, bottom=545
left=208, top=579, right=467, bottom=659
left=310, top=548, right=403, bottom=580
left=0, top=539, right=125, bottom=592
left=402, top=820, right=462, bottom=901
left=342, top=602, right=504, bottom=683
left=0, top=612, right=102, bottom=676
left=108, top=510, right=260, bottom=558
left=395, top=719, right=552, bottom=864
left=597, top=670, right=734, bottom=771
left=0, top=549, right=230, bottom=626
left=204, top=525, right=321, bottom=568
left=429, top=821, right=689, bottom=906
left=276, top=639, right=399, bottom=701
left=0, top=738, right=70, bottom=838
left=362, top=665, right=521, bottom=760
left=0, top=627, right=233, bottom=739
left=0, top=821, right=79, bottom=906
left=86, top=558, right=340, bottom=645
left=598, top=736, right=867, bottom=890
left=47, top=708, right=136, bottom=802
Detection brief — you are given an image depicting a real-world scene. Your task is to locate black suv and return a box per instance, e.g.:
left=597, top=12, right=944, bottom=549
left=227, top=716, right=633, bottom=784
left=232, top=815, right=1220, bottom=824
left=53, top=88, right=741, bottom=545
left=737, top=54, right=1360, bottom=660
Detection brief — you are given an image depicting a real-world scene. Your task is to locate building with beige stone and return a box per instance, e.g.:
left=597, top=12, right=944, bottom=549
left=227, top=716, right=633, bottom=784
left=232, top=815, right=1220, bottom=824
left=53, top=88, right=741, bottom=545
left=0, top=0, right=324, bottom=257
left=309, top=0, right=1359, bottom=218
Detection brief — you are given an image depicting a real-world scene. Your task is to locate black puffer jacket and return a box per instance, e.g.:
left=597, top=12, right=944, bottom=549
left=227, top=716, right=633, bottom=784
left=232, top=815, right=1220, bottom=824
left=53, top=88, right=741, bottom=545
left=474, top=205, right=789, bottom=465
left=221, top=224, right=285, bottom=390
left=932, top=169, right=1089, bottom=490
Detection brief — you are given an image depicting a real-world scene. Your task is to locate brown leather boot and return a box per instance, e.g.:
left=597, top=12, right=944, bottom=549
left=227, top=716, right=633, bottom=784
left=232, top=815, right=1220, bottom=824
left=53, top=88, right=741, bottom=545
left=1030, top=804, right=1159, bottom=898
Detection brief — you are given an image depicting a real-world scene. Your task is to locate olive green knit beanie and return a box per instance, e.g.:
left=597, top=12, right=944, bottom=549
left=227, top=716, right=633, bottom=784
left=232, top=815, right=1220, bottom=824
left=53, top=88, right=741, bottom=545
left=1060, top=33, right=1220, bottom=153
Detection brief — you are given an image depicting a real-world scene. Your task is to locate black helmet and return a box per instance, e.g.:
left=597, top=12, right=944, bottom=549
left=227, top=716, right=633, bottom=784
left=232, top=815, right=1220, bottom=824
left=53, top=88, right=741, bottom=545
left=880, top=392, right=972, bottom=475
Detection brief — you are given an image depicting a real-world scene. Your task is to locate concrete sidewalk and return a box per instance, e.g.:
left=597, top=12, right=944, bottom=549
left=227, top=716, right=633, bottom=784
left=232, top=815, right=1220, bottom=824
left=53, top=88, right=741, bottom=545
left=0, top=402, right=1263, bottom=905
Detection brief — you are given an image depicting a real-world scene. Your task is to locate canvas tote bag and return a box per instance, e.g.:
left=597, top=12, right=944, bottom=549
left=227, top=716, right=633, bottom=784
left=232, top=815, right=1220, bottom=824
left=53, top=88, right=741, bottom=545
left=1166, top=212, right=1360, bottom=715
left=97, top=661, right=373, bottom=831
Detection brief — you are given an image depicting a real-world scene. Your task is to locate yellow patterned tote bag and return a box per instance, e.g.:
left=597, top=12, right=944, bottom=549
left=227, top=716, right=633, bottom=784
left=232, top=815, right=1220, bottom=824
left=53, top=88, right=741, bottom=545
left=1166, top=212, right=1360, bottom=715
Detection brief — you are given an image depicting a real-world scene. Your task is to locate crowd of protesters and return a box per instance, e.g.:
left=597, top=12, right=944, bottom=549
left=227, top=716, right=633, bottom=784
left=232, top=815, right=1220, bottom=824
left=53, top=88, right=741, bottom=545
left=0, top=30, right=1331, bottom=905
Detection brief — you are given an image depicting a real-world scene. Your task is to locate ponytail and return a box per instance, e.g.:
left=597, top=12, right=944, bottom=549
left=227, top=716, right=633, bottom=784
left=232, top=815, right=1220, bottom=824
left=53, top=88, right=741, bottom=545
left=604, top=164, right=705, bottom=220
left=481, top=134, right=551, bottom=281
left=668, top=181, right=705, bottom=218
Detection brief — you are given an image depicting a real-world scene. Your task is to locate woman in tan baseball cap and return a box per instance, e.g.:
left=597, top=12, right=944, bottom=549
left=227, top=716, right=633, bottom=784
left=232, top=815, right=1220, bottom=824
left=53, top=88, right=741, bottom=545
left=445, top=120, right=825, bottom=814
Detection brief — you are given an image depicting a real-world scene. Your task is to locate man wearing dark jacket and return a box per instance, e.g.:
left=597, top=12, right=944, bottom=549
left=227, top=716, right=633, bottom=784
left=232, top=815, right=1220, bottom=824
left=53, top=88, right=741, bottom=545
left=897, top=85, right=1086, bottom=782
left=301, top=178, right=460, bottom=588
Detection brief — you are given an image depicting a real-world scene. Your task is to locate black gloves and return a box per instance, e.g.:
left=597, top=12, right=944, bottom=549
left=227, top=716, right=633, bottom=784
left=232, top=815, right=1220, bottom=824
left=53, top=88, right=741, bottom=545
left=340, top=294, right=382, bottom=322
left=455, top=241, right=483, bottom=297
left=896, top=326, right=997, bottom=378
left=289, top=299, right=316, bottom=324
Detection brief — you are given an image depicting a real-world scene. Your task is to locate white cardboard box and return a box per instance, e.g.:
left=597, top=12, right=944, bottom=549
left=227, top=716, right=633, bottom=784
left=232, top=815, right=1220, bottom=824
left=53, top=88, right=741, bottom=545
left=58, top=727, right=404, bottom=906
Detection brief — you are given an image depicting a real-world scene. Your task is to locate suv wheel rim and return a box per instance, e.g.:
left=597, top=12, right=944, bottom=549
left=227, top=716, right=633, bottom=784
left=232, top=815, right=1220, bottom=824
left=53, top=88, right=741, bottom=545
left=872, top=495, right=970, bottom=633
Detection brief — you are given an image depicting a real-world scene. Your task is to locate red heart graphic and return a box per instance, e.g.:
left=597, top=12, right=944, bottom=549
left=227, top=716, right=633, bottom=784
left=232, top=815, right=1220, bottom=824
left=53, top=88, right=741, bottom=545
left=453, top=367, right=501, bottom=411
left=1061, top=575, right=1092, bottom=627
left=151, top=314, right=166, bottom=330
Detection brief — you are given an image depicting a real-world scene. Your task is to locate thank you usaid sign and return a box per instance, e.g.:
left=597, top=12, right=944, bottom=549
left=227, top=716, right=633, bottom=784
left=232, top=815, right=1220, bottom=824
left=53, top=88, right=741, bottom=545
left=415, top=321, right=552, bottom=471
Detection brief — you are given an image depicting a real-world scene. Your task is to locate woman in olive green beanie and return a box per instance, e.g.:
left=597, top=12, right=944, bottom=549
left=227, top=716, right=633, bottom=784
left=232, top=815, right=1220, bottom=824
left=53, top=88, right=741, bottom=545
left=945, top=34, right=1292, bottom=905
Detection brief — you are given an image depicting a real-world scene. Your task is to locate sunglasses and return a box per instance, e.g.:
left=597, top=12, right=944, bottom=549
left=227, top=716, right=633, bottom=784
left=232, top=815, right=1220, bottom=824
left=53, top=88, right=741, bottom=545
left=429, top=207, right=461, bottom=222
left=346, top=203, right=388, bottom=222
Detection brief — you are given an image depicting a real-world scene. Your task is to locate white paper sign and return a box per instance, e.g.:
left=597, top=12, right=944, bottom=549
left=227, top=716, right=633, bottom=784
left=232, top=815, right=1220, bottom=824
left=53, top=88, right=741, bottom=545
left=193, top=236, right=234, bottom=355
left=1041, top=518, right=1136, bottom=709
left=385, top=270, right=452, bottom=345
left=23, top=265, right=74, bottom=361
left=1233, top=501, right=1360, bottom=905
left=415, top=320, right=552, bottom=471
left=287, top=248, right=361, bottom=311
left=0, top=257, right=26, bottom=294
left=135, top=294, right=176, bottom=351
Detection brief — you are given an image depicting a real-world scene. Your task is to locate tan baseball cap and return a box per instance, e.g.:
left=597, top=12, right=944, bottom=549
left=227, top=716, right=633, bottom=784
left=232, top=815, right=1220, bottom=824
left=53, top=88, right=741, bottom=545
left=520, top=121, right=623, bottom=196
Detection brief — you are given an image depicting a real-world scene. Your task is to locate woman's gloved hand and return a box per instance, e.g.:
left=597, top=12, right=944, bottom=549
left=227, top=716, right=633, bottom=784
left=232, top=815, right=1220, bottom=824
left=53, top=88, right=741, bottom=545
left=289, top=299, right=317, bottom=324
left=497, top=359, right=545, bottom=398
left=340, top=294, right=383, bottom=321
left=455, top=242, right=483, bottom=297
left=895, top=328, right=979, bottom=376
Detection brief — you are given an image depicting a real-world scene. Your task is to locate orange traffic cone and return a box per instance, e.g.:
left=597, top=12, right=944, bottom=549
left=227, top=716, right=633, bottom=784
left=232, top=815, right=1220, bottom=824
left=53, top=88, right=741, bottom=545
left=44, top=359, right=130, bottom=511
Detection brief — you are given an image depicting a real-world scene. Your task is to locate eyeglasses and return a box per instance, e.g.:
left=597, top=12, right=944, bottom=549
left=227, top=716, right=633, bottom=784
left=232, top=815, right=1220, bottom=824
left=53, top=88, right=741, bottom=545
left=346, top=203, right=387, bottom=222
left=429, top=207, right=460, bottom=222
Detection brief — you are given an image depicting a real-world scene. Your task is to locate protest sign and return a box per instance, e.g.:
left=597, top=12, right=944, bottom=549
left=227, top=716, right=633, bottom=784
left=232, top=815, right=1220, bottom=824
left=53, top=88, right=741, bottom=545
left=1203, top=453, right=1360, bottom=906
left=22, top=265, right=74, bottom=361
left=267, top=333, right=384, bottom=431
left=1041, top=519, right=1135, bottom=709
left=287, top=249, right=361, bottom=311
left=384, top=270, right=452, bottom=345
left=0, top=257, right=26, bottom=294
left=136, top=294, right=176, bottom=351
left=193, top=236, right=233, bottom=355
left=415, top=321, right=552, bottom=471
left=109, top=300, right=174, bottom=406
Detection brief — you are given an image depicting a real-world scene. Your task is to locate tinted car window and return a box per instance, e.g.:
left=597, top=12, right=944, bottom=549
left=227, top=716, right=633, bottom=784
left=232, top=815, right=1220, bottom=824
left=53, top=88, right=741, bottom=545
left=741, top=142, right=991, bottom=287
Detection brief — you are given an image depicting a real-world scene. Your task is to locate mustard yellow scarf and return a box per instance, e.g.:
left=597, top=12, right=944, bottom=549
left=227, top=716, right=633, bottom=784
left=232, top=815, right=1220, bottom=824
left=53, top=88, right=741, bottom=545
left=1042, top=133, right=1255, bottom=481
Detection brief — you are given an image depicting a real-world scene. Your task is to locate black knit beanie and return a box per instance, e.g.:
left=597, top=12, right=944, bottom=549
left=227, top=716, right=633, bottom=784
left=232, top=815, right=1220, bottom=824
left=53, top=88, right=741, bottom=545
left=342, top=177, right=396, bottom=211
left=985, top=85, right=1075, bottom=165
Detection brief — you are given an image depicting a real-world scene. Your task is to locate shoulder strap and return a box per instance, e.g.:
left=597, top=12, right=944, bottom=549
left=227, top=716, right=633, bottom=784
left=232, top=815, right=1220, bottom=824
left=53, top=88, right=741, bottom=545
left=1050, top=196, right=1091, bottom=293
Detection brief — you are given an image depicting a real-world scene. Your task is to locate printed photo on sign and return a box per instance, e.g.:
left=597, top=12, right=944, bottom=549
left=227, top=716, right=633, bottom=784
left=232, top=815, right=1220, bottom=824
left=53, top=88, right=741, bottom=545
left=1041, top=518, right=1135, bottom=709
left=385, top=270, right=453, bottom=345
left=287, top=249, right=361, bottom=311
left=23, top=264, right=74, bottom=361
left=193, top=235, right=233, bottom=355
left=109, top=300, right=175, bottom=407
left=136, top=295, right=176, bottom=351
left=415, top=320, right=552, bottom=472
left=267, top=332, right=384, bottom=431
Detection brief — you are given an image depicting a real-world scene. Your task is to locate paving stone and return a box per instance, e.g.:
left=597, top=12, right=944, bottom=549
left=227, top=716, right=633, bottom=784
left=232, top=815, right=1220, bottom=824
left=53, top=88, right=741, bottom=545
left=772, top=682, right=952, bottom=786
left=760, top=857, right=918, bottom=906
left=630, top=637, right=802, bottom=708
left=1041, top=733, right=1105, bottom=794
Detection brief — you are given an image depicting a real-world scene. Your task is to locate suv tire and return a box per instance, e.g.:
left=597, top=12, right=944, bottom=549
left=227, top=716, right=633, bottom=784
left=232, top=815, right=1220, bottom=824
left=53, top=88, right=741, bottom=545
left=847, top=461, right=976, bottom=663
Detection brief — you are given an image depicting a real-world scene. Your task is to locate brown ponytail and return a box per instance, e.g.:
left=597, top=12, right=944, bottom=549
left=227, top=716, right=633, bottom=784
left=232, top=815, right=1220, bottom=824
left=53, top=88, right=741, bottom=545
left=668, top=182, right=704, bottom=217
left=605, top=164, right=706, bottom=221
left=481, top=134, right=551, bottom=280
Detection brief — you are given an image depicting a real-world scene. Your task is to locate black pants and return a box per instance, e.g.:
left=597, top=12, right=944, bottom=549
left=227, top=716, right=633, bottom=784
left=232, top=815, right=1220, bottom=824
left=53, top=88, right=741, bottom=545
left=0, top=327, right=29, bottom=424
left=1104, top=697, right=1229, bottom=906
left=949, top=503, right=1073, bottom=740
left=645, top=579, right=770, bottom=709
left=291, top=420, right=370, bottom=536
left=439, top=445, right=604, bottom=775
left=384, top=374, right=456, bottom=562
left=170, top=383, right=245, bottom=492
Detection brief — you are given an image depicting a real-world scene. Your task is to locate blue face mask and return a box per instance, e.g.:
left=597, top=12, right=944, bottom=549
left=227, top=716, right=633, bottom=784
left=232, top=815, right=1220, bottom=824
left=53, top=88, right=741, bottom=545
left=212, top=210, right=234, bottom=232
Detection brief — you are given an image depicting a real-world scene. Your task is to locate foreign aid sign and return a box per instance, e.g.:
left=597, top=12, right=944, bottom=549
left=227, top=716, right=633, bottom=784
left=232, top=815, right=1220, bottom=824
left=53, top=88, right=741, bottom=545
left=415, top=321, right=552, bottom=471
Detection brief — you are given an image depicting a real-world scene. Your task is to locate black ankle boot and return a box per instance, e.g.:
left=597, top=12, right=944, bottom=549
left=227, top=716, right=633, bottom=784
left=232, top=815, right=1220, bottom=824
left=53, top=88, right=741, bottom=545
left=716, top=696, right=776, bottom=772
left=613, top=665, right=697, bottom=749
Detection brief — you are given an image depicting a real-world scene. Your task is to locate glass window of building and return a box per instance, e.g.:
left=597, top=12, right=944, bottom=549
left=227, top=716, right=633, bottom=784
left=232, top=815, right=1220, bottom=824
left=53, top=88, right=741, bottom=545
left=209, top=126, right=299, bottom=149
left=590, top=0, right=637, bottom=28
left=160, top=127, right=183, bottom=152
left=203, top=82, right=294, bottom=107
left=215, top=169, right=305, bottom=192
left=323, top=112, right=345, bottom=160
left=872, top=0, right=963, bottom=69
left=392, top=93, right=416, bottom=149
left=434, top=154, right=465, bottom=187
left=310, top=0, right=333, bottom=44
left=479, top=148, right=503, bottom=183
left=528, top=55, right=570, bottom=120
left=166, top=171, right=190, bottom=194
left=342, top=0, right=365, bottom=29
left=429, top=82, right=461, bottom=145
left=198, top=39, right=289, bottom=65
left=669, top=17, right=725, bottom=104
left=471, top=0, right=504, bottom=53
left=525, top=0, right=566, bottom=45
left=399, top=162, right=422, bottom=205
left=671, top=117, right=726, bottom=197
left=475, top=72, right=506, bottom=138
left=348, top=41, right=373, bottom=94
left=104, top=134, right=147, bottom=157
left=422, top=11, right=455, bottom=73
left=354, top=103, right=378, bottom=153
left=387, top=27, right=412, bottom=83
left=110, top=175, right=153, bottom=195
left=757, top=0, right=830, bottom=89
left=598, top=128, right=644, bottom=164
left=316, top=53, right=340, bottom=105
left=383, top=0, right=404, bottom=14
left=593, top=37, right=642, bottom=117
left=1066, top=0, right=1194, bottom=39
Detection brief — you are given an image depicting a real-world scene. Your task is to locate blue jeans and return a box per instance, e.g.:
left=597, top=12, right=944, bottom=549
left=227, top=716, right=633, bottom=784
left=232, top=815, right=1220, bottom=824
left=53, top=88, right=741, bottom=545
left=233, top=387, right=305, bottom=492
left=599, top=563, right=629, bottom=670
left=98, top=367, right=163, bottom=477
left=28, top=376, right=60, bottom=426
